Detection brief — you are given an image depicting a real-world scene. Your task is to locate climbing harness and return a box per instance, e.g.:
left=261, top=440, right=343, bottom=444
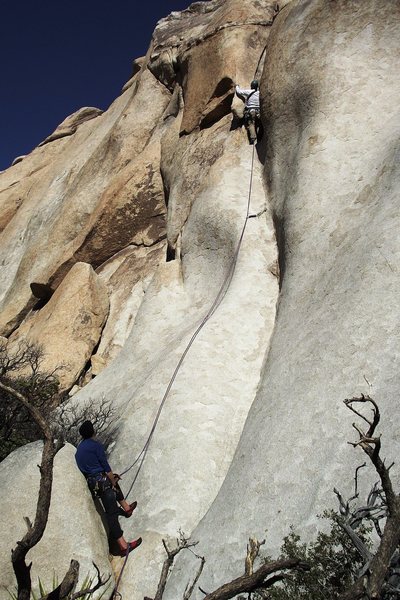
left=111, top=135, right=257, bottom=600
left=86, top=472, right=112, bottom=497
left=120, top=143, right=257, bottom=500
left=244, top=108, right=260, bottom=145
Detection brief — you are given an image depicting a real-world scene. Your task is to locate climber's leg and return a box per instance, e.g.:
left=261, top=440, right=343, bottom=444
left=99, top=486, right=124, bottom=540
left=245, top=109, right=257, bottom=144
left=113, top=481, right=137, bottom=516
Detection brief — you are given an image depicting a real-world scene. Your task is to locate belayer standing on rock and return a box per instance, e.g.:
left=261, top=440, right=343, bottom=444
left=75, top=420, right=142, bottom=556
left=235, top=79, right=261, bottom=144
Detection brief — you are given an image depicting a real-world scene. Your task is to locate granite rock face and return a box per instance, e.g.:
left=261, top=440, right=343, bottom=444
left=0, top=443, right=112, bottom=600
left=0, top=2, right=279, bottom=596
left=93, top=241, right=167, bottom=371
left=0, top=0, right=399, bottom=599
left=162, top=0, right=400, bottom=597
left=149, top=0, right=275, bottom=134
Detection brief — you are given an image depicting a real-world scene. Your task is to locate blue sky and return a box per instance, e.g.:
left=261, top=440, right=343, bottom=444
left=0, top=1, right=191, bottom=171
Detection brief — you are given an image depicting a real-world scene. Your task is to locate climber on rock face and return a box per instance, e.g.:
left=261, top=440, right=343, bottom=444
left=75, top=420, right=142, bottom=556
left=235, top=79, right=261, bottom=145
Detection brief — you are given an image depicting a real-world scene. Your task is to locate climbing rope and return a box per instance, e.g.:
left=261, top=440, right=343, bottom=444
left=110, top=142, right=256, bottom=600
left=121, top=143, right=257, bottom=500
left=111, top=546, right=130, bottom=600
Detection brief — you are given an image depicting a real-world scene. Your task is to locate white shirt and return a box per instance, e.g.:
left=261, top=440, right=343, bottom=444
left=235, top=85, right=260, bottom=109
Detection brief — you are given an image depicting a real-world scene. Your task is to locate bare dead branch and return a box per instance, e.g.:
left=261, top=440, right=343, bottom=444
left=345, top=398, right=395, bottom=514
left=354, top=463, right=367, bottom=497
left=334, top=487, right=350, bottom=517
left=0, top=372, right=64, bottom=599
left=154, top=536, right=200, bottom=600
left=183, top=556, right=206, bottom=600
left=0, top=380, right=53, bottom=440
left=153, top=550, right=175, bottom=600
left=201, top=558, right=310, bottom=600
left=43, top=560, right=79, bottom=599
left=339, top=521, right=372, bottom=565
left=43, top=560, right=110, bottom=600
left=339, top=397, right=400, bottom=600
left=344, top=396, right=380, bottom=438
left=70, top=562, right=111, bottom=600
left=261, top=572, right=293, bottom=588
left=245, top=537, right=265, bottom=576
left=11, top=435, right=63, bottom=599
left=363, top=375, right=372, bottom=388
left=23, top=517, right=33, bottom=533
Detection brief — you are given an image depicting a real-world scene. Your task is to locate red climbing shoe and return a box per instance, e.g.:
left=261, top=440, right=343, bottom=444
left=121, top=537, right=142, bottom=556
left=124, top=501, right=137, bottom=518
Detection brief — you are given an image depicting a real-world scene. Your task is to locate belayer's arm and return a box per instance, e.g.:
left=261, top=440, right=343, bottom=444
left=96, top=441, right=112, bottom=473
left=96, top=442, right=120, bottom=485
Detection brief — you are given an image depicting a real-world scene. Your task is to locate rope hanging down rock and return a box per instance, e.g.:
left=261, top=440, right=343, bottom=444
left=111, top=143, right=257, bottom=600
left=120, top=143, right=257, bottom=500
left=111, top=545, right=131, bottom=600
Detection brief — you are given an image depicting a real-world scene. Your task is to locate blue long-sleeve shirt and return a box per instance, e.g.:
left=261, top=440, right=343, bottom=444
left=75, top=438, right=111, bottom=476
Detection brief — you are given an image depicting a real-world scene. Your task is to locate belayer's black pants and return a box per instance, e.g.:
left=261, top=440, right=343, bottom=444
left=86, top=474, right=126, bottom=540
left=98, top=486, right=124, bottom=540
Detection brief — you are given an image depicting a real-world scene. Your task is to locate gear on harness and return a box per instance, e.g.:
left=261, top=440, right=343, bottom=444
left=244, top=107, right=261, bottom=145
left=86, top=472, right=113, bottom=497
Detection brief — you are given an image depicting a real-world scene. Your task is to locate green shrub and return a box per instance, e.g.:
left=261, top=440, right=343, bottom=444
left=259, top=511, right=372, bottom=600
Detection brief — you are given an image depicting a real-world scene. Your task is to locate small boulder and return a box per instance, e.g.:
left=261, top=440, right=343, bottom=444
left=9, top=263, right=109, bottom=391
left=38, top=107, right=103, bottom=147
left=11, top=155, right=26, bottom=166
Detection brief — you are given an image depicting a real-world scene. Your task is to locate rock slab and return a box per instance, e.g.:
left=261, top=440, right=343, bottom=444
left=0, top=442, right=113, bottom=600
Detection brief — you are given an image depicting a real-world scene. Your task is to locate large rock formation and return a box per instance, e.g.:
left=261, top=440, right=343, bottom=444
left=0, top=0, right=399, bottom=599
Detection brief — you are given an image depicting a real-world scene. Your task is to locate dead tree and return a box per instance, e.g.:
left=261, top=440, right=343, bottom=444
left=45, top=561, right=110, bottom=600
left=337, top=396, right=400, bottom=600
left=144, top=531, right=205, bottom=600
left=0, top=379, right=65, bottom=600
left=145, top=395, right=400, bottom=600
left=146, top=531, right=308, bottom=600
